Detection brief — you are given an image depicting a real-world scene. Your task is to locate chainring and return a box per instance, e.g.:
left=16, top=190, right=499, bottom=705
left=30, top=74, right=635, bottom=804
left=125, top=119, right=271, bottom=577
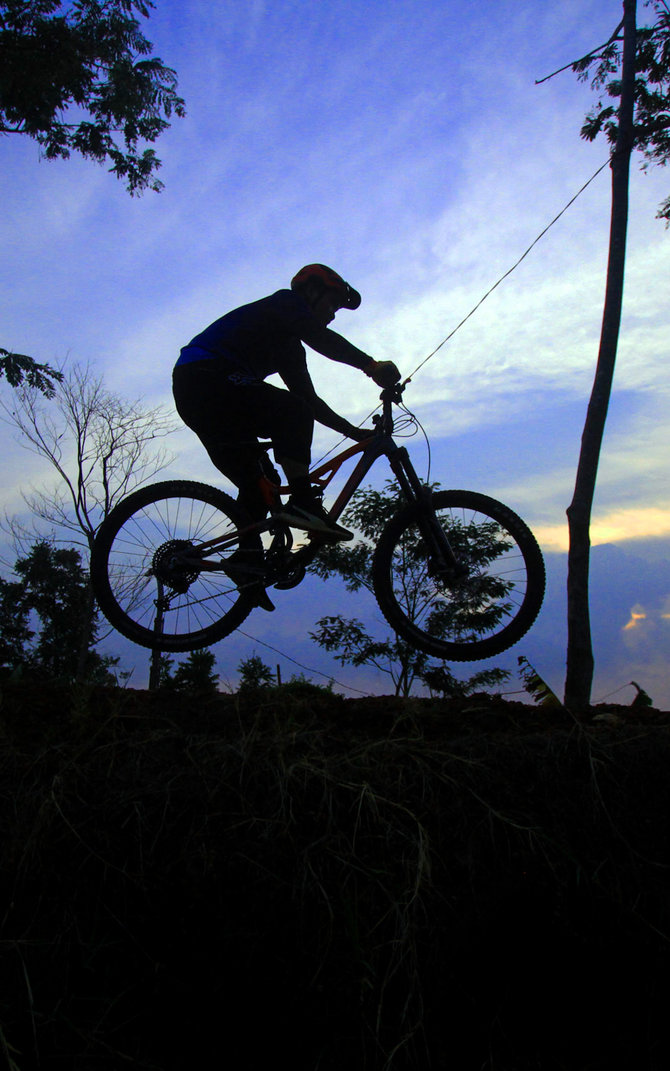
left=273, top=561, right=306, bottom=590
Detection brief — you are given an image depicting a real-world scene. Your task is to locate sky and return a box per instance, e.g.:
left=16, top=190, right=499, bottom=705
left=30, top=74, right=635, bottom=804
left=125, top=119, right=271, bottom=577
left=1, top=0, right=669, bottom=705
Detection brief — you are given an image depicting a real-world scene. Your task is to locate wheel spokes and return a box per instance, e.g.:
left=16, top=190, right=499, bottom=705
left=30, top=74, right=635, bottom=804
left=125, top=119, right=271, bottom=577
left=105, top=495, right=251, bottom=639
left=389, top=506, right=530, bottom=646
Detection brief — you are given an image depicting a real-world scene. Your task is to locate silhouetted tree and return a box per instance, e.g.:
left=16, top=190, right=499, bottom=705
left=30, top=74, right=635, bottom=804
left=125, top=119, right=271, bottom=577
left=5, top=539, right=117, bottom=682
left=311, top=613, right=430, bottom=698
left=0, top=0, right=185, bottom=194
left=237, top=654, right=275, bottom=692
left=172, top=648, right=219, bottom=693
left=153, top=653, right=176, bottom=689
left=1, top=1, right=186, bottom=384
left=558, top=0, right=670, bottom=706
left=0, top=574, right=32, bottom=672
left=236, top=654, right=333, bottom=697
left=2, top=362, right=176, bottom=677
left=2, top=361, right=176, bottom=556
left=309, top=482, right=509, bottom=698
left=576, top=0, right=670, bottom=222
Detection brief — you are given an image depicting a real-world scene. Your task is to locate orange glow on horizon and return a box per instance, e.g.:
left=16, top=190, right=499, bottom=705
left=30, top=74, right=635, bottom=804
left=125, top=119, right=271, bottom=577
left=533, top=506, right=670, bottom=553
left=623, top=609, right=647, bottom=632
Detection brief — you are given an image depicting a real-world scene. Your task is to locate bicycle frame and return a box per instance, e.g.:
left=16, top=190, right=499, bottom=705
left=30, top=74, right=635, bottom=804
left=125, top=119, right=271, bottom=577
left=187, top=385, right=460, bottom=574
left=93, top=381, right=545, bottom=656
left=311, top=387, right=461, bottom=572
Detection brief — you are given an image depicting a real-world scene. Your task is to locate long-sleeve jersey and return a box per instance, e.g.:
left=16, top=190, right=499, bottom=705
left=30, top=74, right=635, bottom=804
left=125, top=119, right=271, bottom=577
left=174, top=288, right=374, bottom=440
left=177, top=289, right=372, bottom=383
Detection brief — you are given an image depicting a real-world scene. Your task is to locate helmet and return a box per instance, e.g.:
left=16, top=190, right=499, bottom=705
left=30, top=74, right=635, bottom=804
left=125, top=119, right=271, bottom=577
left=291, top=264, right=361, bottom=310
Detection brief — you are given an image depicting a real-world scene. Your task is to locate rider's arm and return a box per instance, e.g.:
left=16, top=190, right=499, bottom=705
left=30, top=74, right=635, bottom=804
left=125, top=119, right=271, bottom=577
left=311, top=394, right=371, bottom=441
left=297, top=320, right=375, bottom=373
left=281, top=356, right=369, bottom=441
left=297, top=322, right=401, bottom=388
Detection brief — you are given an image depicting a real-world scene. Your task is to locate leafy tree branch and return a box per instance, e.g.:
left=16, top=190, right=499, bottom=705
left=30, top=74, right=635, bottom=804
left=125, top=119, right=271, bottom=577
left=0, top=538, right=118, bottom=682
left=540, top=0, right=670, bottom=221
left=0, top=348, right=63, bottom=397
left=308, top=482, right=509, bottom=699
left=0, top=0, right=186, bottom=194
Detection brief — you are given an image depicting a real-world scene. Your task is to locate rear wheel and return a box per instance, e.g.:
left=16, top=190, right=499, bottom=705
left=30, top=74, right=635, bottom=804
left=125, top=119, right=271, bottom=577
left=372, top=490, right=545, bottom=662
left=91, top=480, right=262, bottom=651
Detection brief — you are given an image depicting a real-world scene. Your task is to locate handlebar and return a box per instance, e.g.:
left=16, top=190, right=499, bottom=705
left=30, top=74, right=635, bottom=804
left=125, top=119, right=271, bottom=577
left=371, top=382, right=406, bottom=435
left=380, top=382, right=406, bottom=404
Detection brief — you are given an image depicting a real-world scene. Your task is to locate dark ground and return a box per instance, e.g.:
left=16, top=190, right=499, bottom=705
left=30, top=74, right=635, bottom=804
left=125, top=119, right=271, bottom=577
left=2, top=680, right=670, bottom=1070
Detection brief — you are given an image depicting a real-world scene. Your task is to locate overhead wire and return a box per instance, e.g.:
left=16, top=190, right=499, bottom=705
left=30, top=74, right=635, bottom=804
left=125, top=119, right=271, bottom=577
left=402, top=158, right=610, bottom=386
left=313, top=158, right=609, bottom=470
left=233, top=158, right=611, bottom=691
left=235, top=627, right=372, bottom=695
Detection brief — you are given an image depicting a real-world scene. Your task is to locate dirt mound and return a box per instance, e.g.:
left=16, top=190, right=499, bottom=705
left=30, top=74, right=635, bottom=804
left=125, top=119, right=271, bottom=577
left=2, top=681, right=670, bottom=1069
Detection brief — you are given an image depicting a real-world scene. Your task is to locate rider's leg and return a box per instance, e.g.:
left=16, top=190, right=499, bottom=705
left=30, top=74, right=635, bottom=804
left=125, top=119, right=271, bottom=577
left=172, top=369, right=276, bottom=608
left=273, top=453, right=353, bottom=541
left=211, top=453, right=269, bottom=521
left=255, top=395, right=353, bottom=540
left=272, top=455, right=312, bottom=507
left=173, top=369, right=351, bottom=539
left=174, top=364, right=272, bottom=520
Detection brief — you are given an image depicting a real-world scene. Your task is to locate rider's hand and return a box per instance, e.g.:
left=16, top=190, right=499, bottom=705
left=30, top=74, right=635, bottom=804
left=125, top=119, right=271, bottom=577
left=366, top=360, right=401, bottom=388
left=348, top=426, right=375, bottom=442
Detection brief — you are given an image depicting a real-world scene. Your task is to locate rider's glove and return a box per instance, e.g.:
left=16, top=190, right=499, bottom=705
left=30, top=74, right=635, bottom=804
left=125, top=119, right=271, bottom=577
left=366, top=360, right=401, bottom=388
left=348, top=426, right=375, bottom=442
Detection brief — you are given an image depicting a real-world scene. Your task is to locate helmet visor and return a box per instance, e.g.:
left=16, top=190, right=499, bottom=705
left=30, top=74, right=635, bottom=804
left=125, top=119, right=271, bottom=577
left=292, top=264, right=361, bottom=309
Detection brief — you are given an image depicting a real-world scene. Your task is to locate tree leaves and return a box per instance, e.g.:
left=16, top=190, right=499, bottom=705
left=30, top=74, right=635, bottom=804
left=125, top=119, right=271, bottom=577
left=164, top=648, right=220, bottom=693
left=575, top=1, right=670, bottom=221
left=2, top=539, right=117, bottom=682
left=0, top=0, right=185, bottom=193
left=0, top=349, right=63, bottom=397
left=308, top=482, right=510, bottom=699
left=518, top=655, right=562, bottom=707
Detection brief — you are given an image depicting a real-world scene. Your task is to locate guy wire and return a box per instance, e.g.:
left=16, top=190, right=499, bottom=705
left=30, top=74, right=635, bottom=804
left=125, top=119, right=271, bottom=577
left=235, top=159, right=610, bottom=685
left=314, top=157, right=609, bottom=468
left=402, top=158, right=610, bottom=385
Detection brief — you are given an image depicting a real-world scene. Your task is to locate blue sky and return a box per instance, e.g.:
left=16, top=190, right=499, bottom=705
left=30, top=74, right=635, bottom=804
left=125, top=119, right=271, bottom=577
left=1, top=0, right=669, bottom=703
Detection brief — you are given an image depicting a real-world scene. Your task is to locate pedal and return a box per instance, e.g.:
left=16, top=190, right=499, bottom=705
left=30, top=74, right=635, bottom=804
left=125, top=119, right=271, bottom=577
left=253, top=588, right=276, bottom=612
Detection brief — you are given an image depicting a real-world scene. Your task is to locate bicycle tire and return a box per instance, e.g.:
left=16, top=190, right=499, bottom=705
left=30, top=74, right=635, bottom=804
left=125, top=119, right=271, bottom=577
left=91, top=480, right=261, bottom=652
left=372, top=490, right=545, bottom=662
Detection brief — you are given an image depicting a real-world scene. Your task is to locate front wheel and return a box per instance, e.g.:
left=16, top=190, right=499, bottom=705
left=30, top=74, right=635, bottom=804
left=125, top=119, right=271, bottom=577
left=91, top=480, right=262, bottom=652
left=372, top=490, right=545, bottom=662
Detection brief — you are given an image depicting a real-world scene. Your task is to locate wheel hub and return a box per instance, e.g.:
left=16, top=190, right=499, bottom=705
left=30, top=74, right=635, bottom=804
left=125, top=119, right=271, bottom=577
left=152, top=539, right=200, bottom=593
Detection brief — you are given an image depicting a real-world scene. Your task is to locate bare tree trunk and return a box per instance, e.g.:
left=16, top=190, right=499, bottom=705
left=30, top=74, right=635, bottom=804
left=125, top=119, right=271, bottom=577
left=564, top=0, right=637, bottom=709
left=76, top=577, right=96, bottom=681
left=149, top=648, right=162, bottom=690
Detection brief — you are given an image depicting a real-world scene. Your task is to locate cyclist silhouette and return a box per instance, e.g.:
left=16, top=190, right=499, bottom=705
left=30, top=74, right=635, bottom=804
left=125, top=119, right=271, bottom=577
left=93, top=272, right=546, bottom=644
left=172, top=264, right=400, bottom=543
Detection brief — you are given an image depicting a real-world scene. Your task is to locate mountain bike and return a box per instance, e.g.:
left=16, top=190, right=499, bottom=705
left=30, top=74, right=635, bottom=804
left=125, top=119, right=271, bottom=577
left=90, top=384, right=545, bottom=661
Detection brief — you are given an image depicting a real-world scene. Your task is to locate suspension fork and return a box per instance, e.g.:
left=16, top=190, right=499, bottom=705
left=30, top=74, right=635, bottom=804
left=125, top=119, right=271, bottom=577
left=387, top=444, right=425, bottom=503
left=387, top=446, right=462, bottom=573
